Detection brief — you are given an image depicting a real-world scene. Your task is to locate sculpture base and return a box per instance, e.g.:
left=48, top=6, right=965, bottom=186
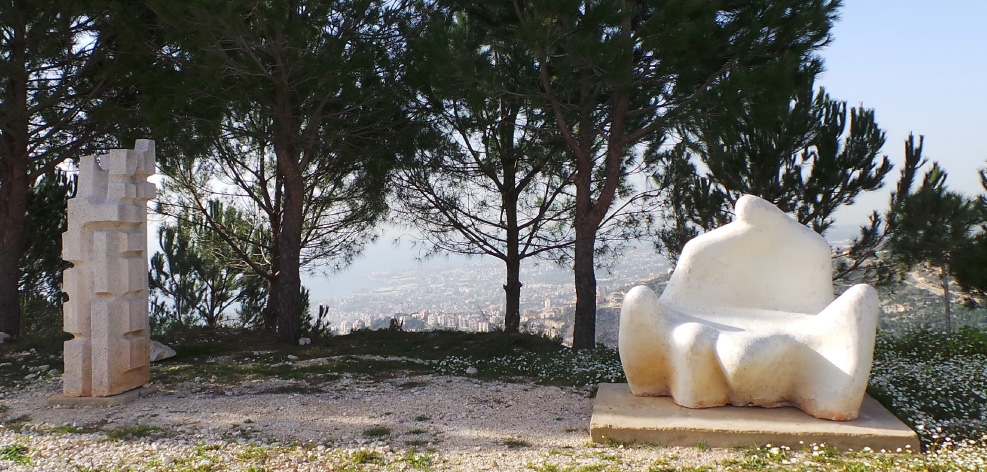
left=590, top=384, right=918, bottom=452
left=47, top=385, right=159, bottom=407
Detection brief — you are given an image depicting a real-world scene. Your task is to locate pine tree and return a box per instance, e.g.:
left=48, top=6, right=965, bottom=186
left=652, top=60, right=891, bottom=263
left=394, top=2, right=573, bottom=333
left=942, top=165, right=987, bottom=302
left=0, top=0, right=127, bottom=335
left=513, top=0, right=839, bottom=348
left=887, top=142, right=981, bottom=333
left=148, top=0, right=422, bottom=342
left=18, top=170, right=75, bottom=335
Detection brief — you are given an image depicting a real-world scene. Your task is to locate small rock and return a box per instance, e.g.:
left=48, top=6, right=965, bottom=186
left=466, top=366, right=478, bottom=375
left=150, top=340, right=177, bottom=362
left=298, top=337, right=311, bottom=346
left=0, top=332, right=10, bottom=344
left=287, top=355, right=299, bottom=361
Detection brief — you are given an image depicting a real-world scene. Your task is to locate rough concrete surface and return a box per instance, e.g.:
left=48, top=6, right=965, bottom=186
left=590, top=383, right=918, bottom=451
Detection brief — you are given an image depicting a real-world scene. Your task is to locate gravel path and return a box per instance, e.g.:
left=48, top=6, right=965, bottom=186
left=0, top=374, right=740, bottom=471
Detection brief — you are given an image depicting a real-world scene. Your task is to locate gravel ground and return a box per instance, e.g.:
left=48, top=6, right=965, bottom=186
left=0, top=373, right=741, bottom=471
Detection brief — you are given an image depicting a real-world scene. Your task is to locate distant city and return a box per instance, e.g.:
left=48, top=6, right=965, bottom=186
left=307, top=226, right=866, bottom=344
left=310, top=243, right=671, bottom=344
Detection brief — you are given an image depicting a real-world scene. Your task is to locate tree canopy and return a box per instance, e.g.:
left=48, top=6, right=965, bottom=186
left=0, top=0, right=133, bottom=335
left=886, top=136, right=982, bottom=333
left=149, top=0, right=423, bottom=341
left=509, top=0, right=840, bottom=348
left=652, top=59, right=891, bottom=263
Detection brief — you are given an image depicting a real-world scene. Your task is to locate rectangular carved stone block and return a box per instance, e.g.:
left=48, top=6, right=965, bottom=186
left=62, top=140, right=156, bottom=397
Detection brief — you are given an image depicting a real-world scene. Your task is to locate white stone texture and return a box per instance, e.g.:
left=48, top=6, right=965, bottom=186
left=149, top=340, right=177, bottom=362
left=62, top=140, right=156, bottom=397
left=0, top=332, right=9, bottom=344
left=619, top=195, right=879, bottom=421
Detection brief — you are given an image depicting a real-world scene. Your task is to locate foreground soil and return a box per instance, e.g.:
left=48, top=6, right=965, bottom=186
left=0, top=372, right=739, bottom=471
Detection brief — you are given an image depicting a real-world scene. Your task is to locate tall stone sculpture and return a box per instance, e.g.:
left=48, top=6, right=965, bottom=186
left=62, top=140, right=156, bottom=397
left=619, top=195, right=879, bottom=421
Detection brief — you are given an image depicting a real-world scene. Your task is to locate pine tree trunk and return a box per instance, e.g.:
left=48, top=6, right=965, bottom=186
left=503, top=257, right=522, bottom=333
left=0, top=164, right=28, bottom=335
left=572, top=215, right=597, bottom=350
left=0, top=31, right=29, bottom=336
left=941, top=265, right=952, bottom=334
left=503, top=166, right=522, bottom=333
left=275, top=151, right=303, bottom=344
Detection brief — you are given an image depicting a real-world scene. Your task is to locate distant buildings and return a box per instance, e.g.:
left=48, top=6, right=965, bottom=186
left=314, top=244, right=670, bottom=339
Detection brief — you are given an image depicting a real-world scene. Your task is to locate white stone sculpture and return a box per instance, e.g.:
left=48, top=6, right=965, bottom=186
left=62, top=140, right=156, bottom=397
left=619, top=195, right=879, bottom=421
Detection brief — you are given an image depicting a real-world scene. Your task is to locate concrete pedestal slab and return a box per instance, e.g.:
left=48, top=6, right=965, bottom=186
left=48, top=385, right=159, bottom=407
left=590, top=383, right=918, bottom=451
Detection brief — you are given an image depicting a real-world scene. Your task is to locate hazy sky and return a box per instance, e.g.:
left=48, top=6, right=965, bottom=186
left=820, top=1, right=986, bottom=224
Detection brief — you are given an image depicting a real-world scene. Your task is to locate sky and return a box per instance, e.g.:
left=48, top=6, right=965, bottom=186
left=819, top=1, right=987, bottom=224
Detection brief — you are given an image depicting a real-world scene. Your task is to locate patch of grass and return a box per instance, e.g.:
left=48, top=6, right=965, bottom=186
left=413, top=415, right=430, bottom=422
left=696, top=441, right=709, bottom=452
left=105, top=424, right=165, bottom=440
left=433, top=347, right=624, bottom=387
left=651, top=467, right=714, bottom=472
left=3, top=414, right=31, bottom=432
left=403, top=449, right=433, bottom=470
left=329, top=329, right=565, bottom=360
left=173, top=344, right=229, bottom=360
left=235, top=445, right=269, bottom=461
left=53, top=424, right=99, bottom=434
left=362, top=426, right=391, bottom=438
left=0, top=444, right=30, bottom=465
left=870, top=326, right=987, bottom=448
left=351, top=449, right=384, bottom=465
left=647, top=456, right=680, bottom=472
left=0, top=332, right=70, bottom=358
left=154, top=354, right=422, bottom=386
left=405, top=439, right=430, bottom=447
left=142, top=327, right=610, bottom=389
left=739, top=444, right=793, bottom=467
left=504, top=437, right=531, bottom=448
left=408, top=428, right=428, bottom=435
left=528, top=464, right=607, bottom=472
